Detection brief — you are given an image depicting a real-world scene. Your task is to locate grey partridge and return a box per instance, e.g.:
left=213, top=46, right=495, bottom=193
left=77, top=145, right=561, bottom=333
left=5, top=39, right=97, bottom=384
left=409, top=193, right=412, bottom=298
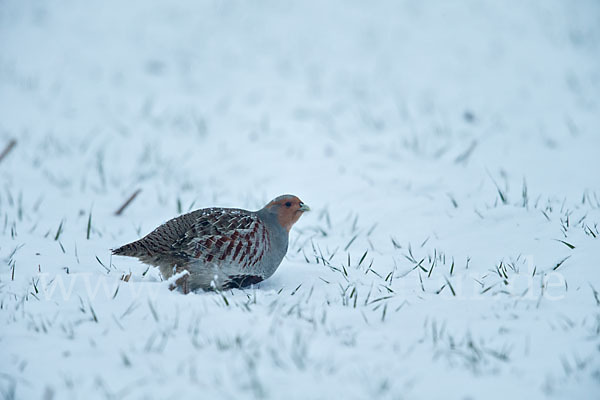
left=112, top=195, right=309, bottom=292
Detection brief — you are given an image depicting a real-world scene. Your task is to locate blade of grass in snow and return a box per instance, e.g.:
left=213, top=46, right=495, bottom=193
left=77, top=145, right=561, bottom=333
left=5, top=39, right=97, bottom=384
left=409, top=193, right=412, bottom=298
left=54, top=219, right=64, bottom=241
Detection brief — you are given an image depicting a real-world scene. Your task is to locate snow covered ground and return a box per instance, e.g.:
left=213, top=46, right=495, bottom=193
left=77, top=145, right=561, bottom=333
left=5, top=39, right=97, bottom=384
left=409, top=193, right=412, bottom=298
left=1, top=0, right=599, bottom=398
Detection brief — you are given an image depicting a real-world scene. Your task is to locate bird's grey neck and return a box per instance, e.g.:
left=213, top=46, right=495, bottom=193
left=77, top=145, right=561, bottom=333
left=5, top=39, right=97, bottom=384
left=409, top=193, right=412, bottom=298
left=256, top=209, right=288, bottom=255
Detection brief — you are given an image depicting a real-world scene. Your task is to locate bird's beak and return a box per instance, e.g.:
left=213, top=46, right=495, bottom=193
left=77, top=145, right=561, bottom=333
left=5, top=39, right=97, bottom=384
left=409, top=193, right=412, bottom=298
left=299, top=203, right=311, bottom=212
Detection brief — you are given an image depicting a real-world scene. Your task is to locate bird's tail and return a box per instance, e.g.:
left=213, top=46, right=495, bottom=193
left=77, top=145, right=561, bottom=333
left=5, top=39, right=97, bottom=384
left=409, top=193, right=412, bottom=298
left=112, top=240, right=148, bottom=258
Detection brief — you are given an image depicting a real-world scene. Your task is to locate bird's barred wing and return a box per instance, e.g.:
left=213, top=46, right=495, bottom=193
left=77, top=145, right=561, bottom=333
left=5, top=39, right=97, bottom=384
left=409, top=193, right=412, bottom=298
left=113, top=209, right=204, bottom=258
left=174, top=208, right=271, bottom=271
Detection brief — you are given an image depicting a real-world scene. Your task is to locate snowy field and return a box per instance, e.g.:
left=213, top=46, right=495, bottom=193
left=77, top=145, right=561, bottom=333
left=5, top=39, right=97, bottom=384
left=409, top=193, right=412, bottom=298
left=1, top=0, right=600, bottom=398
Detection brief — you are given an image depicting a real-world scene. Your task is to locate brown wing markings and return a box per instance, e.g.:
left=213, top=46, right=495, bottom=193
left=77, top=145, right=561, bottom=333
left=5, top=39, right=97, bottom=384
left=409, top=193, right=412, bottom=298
left=215, top=236, right=227, bottom=249
left=233, top=241, right=244, bottom=262
left=164, top=210, right=265, bottom=271
left=222, top=239, right=236, bottom=261
left=248, top=244, right=258, bottom=265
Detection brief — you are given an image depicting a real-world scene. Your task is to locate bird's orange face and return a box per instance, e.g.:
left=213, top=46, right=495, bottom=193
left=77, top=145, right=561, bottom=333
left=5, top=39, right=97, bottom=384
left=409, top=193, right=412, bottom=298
left=265, top=195, right=310, bottom=232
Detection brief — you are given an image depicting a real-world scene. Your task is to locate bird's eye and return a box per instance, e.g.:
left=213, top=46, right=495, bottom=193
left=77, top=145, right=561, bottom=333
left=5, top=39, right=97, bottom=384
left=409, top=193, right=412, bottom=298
left=285, top=201, right=292, bottom=207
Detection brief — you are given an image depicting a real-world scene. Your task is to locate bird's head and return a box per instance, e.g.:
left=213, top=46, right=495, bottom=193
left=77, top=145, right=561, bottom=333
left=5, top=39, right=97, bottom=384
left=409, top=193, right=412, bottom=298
left=262, top=194, right=310, bottom=232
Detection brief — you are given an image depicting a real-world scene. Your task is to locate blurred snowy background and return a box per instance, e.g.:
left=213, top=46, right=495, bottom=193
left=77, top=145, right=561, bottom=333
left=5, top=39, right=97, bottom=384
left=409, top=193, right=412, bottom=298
left=1, top=0, right=599, bottom=399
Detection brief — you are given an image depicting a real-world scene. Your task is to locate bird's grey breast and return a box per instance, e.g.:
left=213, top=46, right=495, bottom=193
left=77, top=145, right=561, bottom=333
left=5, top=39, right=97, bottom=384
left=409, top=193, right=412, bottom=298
left=255, top=210, right=289, bottom=278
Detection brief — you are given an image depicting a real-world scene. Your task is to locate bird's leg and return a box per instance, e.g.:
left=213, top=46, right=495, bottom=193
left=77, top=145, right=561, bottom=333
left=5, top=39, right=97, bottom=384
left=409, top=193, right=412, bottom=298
left=180, top=274, right=190, bottom=294
left=168, top=265, right=191, bottom=294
